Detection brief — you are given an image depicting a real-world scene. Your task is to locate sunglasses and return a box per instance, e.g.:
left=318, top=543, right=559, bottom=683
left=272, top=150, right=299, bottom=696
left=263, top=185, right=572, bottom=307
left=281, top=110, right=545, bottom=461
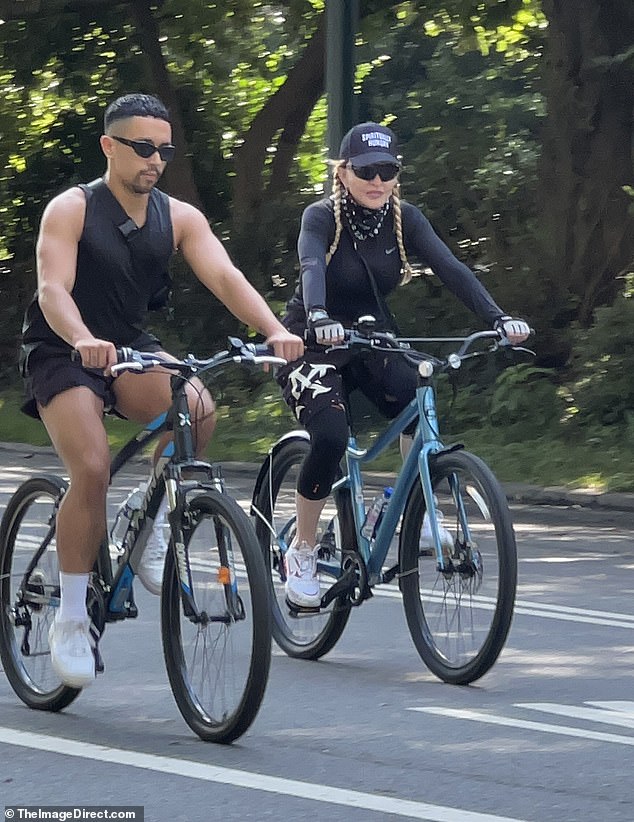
left=112, top=135, right=176, bottom=162
left=351, top=163, right=401, bottom=182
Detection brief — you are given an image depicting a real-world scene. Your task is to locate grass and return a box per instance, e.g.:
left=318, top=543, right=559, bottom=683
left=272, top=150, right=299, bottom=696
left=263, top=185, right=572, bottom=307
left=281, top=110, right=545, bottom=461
left=2, top=387, right=633, bottom=492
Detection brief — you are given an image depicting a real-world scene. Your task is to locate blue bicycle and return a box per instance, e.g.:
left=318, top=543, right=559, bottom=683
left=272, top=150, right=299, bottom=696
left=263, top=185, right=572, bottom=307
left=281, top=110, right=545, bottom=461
left=0, top=338, right=281, bottom=742
left=252, top=321, right=522, bottom=685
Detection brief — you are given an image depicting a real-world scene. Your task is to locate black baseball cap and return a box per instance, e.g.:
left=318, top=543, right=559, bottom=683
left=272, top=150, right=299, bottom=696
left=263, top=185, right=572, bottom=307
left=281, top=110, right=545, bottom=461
left=339, top=122, right=400, bottom=167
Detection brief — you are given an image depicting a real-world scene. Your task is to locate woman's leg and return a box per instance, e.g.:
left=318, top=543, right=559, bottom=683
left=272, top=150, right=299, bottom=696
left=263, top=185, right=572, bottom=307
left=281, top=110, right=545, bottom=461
left=293, top=404, right=350, bottom=545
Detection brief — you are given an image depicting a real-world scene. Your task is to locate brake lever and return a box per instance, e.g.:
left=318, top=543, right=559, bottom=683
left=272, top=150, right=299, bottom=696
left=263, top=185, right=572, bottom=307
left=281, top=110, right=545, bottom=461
left=109, top=361, right=145, bottom=376
left=251, top=355, right=288, bottom=367
left=510, top=345, right=536, bottom=356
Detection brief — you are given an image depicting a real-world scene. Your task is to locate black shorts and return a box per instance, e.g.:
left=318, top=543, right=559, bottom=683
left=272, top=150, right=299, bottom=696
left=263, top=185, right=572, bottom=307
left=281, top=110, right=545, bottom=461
left=276, top=347, right=418, bottom=428
left=21, top=336, right=162, bottom=420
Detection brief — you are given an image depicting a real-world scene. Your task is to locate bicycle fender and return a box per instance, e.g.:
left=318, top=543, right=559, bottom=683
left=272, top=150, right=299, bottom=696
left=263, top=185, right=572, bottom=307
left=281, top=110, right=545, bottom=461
left=250, top=429, right=310, bottom=506
left=429, top=442, right=464, bottom=461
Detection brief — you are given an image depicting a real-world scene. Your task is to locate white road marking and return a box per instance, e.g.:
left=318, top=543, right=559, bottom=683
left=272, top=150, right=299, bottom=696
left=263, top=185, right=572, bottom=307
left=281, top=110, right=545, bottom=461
left=410, top=707, right=634, bottom=746
left=351, top=584, right=634, bottom=628
left=519, top=702, right=634, bottom=729
left=0, top=726, right=528, bottom=822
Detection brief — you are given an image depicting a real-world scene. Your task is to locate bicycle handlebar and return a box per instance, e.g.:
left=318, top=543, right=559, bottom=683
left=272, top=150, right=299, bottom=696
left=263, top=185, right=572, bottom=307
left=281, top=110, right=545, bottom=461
left=103, top=337, right=286, bottom=377
left=319, top=322, right=534, bottom=373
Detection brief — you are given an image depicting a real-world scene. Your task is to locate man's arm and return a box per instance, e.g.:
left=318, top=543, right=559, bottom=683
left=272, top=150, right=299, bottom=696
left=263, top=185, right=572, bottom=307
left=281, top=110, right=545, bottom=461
left=36, top=188, right=117, bottom=369
left=172, top=200, right=304, bottom=362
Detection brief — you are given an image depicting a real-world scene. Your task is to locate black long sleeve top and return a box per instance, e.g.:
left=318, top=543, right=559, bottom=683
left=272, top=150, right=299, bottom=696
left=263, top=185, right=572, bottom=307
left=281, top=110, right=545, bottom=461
left=283, top=197, right=505, bottom=333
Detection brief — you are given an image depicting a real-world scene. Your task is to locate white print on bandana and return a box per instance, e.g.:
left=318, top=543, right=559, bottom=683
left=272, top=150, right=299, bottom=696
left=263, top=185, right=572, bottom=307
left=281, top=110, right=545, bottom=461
left=289, top=362, right=336, bottom=403
left=362, top=131, right=392, bottom=149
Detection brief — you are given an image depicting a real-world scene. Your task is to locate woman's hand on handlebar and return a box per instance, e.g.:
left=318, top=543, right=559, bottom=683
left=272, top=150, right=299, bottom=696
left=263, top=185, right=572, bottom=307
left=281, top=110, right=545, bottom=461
left=494, top=316, right=532, bottom=345
left=307, top=308, right=345, bottom=346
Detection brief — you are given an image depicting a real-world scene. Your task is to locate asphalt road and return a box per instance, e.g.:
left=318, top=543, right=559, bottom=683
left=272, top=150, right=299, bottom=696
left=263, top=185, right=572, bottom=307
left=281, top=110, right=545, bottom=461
left=1, top=446, right=634, bottom=822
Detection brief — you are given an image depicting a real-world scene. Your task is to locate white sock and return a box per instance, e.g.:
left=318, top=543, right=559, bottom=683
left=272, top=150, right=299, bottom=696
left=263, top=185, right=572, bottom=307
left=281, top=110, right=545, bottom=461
left=58, top=571, right=90, bottom=622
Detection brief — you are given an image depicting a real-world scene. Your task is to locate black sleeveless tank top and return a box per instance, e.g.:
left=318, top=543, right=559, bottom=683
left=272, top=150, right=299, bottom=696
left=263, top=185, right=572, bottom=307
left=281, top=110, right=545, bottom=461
left=21, top=178, right=174, bottom=357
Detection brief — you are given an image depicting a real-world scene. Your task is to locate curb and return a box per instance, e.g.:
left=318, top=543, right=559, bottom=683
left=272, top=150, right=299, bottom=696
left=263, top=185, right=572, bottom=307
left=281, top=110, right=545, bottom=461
left=2, top=441, right=634, bottom=513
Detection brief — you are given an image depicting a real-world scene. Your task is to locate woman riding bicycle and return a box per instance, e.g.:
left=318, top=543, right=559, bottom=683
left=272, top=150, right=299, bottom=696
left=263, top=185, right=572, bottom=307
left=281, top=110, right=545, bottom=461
left=276, top=121, right=531, bottom=609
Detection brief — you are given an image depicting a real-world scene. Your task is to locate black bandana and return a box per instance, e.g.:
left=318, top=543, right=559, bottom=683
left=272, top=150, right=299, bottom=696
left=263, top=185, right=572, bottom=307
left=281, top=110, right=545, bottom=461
left=342, top=193, right=390, bottom=242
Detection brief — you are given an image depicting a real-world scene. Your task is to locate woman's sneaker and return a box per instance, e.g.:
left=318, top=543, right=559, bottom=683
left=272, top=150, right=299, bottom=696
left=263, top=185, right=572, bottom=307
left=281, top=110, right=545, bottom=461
left=137, top=526, right=168, bottom=595
left=48, top=615, right=95, bottom=688
left=285, top=542, right=321, bottom=608
left=419, top=508, right=454, bottom=555
left=138, top=496, right=169, bottom=595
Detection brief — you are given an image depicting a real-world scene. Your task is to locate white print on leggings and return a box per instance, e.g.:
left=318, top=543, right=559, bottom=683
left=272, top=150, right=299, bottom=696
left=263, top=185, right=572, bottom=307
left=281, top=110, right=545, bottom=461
left=288, top=362, right=337, bottom=419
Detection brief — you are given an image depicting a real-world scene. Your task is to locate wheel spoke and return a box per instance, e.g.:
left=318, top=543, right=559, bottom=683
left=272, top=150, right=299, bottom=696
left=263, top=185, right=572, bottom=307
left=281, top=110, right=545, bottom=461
left=253, top=439, right=352, bottom=660
left=401, top=451, right=517, bottom=685
left=161, top=490, right=270, bottom=743
left=0, top=477, right=81, bottom=710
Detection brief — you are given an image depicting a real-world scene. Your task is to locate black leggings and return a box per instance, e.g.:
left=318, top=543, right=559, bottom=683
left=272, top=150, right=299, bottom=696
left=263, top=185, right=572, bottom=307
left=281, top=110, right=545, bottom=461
left=297, top=404, right=349, bottom=500
left=278, top=348, right=419, bottom=500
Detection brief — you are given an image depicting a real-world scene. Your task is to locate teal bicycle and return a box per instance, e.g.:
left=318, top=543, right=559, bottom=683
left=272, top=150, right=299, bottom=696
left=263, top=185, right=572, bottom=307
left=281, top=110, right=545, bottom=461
left=0, top=338, right=279, bottom=742
left=252, top=320, right=524, bottom=685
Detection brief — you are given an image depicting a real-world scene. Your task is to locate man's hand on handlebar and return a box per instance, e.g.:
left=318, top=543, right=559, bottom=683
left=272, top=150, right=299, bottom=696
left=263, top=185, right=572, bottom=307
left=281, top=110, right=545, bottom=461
left=262, top=327, right=304, bottom=371
left=73, top=337, right=118, bottom=373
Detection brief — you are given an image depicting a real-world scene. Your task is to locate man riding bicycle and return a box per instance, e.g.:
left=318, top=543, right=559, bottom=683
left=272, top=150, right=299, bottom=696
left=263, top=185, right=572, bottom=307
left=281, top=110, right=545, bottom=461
left=19, top=92, right=303, bottom=688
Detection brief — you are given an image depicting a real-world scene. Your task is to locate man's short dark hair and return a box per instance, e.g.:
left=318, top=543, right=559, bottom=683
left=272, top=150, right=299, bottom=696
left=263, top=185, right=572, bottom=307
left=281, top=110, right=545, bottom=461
left=104, top=93, right=170, bottom=133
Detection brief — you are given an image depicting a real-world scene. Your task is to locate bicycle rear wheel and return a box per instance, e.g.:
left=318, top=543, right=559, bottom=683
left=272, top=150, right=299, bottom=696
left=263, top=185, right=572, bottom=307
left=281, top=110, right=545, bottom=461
left=0, top=475, right=81, bottom=710
left=161, top=489, right=271, bottom=743
left=253, top=437, right=353, bottom=660
left=399, top=450, right=517, bottom=685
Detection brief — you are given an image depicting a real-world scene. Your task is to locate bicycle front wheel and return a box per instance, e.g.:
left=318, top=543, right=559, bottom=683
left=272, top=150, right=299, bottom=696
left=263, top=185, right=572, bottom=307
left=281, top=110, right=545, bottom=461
left=399, top=450, right=517, bottom=685
left=253, top=437, right=353, bottom=660
left=0, top=475, right=81, bottom=711
left=161, top=489, right=271, bottom=743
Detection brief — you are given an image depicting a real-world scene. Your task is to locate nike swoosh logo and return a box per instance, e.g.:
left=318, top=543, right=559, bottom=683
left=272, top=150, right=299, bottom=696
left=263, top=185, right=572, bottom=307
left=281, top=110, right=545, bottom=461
left=385, top=246, right=397, bottom=255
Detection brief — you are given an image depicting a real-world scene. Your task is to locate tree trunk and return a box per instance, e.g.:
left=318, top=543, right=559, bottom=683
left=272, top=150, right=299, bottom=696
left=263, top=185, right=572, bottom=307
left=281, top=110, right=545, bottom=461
left=232, top=16, right=325, bottom=229
left=129, top=0, right=203, bottom=209
left=539, top=0, right=634, bottom=327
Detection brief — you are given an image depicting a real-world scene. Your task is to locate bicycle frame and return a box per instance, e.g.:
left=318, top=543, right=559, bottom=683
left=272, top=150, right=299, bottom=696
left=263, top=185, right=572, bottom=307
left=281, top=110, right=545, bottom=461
left=98, top=371, right=224, bottom=624
left=326, top=372, right=465, bottom=586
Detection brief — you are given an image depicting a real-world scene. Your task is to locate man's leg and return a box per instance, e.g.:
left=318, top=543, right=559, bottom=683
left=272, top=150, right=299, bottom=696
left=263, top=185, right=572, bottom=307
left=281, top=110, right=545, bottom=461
left=113, top=355, right=216, bottom=456
left=39, top=387, right=110, bottom=574
left=38, top=386, right=110, bottom=687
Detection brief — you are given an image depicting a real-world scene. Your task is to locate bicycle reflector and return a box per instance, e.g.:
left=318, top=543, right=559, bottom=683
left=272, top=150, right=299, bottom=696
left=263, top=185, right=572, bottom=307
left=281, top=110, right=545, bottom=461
left=418, top=361, right=434, bottom=378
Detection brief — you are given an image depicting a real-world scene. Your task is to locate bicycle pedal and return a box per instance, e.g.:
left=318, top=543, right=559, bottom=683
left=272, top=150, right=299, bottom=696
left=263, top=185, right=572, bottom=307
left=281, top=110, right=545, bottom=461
left=285, top=597, right=320, bottom=617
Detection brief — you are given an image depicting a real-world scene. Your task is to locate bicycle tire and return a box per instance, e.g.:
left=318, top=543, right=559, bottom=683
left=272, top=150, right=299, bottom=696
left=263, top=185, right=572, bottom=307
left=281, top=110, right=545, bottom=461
left=161, top=489, right=271, bottom=743
left=399, top=450, right=517, bottom=685
left=253, top=438, right=353, bottom=660
left=0, top=475, right=81, bottom=711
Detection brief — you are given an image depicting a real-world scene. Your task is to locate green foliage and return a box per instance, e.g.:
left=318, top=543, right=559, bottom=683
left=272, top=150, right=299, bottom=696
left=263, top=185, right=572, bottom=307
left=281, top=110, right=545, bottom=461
left=567, top=293, right=634, bottom=430
left=0, top=0, right=631, bottom=494
left=489, top=363, right=563, bottom=439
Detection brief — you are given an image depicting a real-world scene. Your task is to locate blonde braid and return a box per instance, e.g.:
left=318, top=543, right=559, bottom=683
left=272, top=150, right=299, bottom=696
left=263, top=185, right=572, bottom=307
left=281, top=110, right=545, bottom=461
left=392, top=184, right=414, bottom=284
left=326, top=161, right=346, bottom=264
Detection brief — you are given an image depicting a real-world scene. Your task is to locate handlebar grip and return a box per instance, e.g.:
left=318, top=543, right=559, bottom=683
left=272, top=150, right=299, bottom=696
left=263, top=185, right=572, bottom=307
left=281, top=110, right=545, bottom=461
left=251, top=343, right=274, bottom=357
left=71, top=346, right=133, bottom=366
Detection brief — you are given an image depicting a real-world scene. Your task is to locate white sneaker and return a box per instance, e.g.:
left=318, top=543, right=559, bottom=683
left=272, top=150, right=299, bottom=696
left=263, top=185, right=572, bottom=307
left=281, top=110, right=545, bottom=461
left=285, top=542, right=321, bottom=608
left=137, top=526, right=168, bottom=595
left=420, top=509, right=454, bottom=553
left=48, top=616, right=95, bottom=688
